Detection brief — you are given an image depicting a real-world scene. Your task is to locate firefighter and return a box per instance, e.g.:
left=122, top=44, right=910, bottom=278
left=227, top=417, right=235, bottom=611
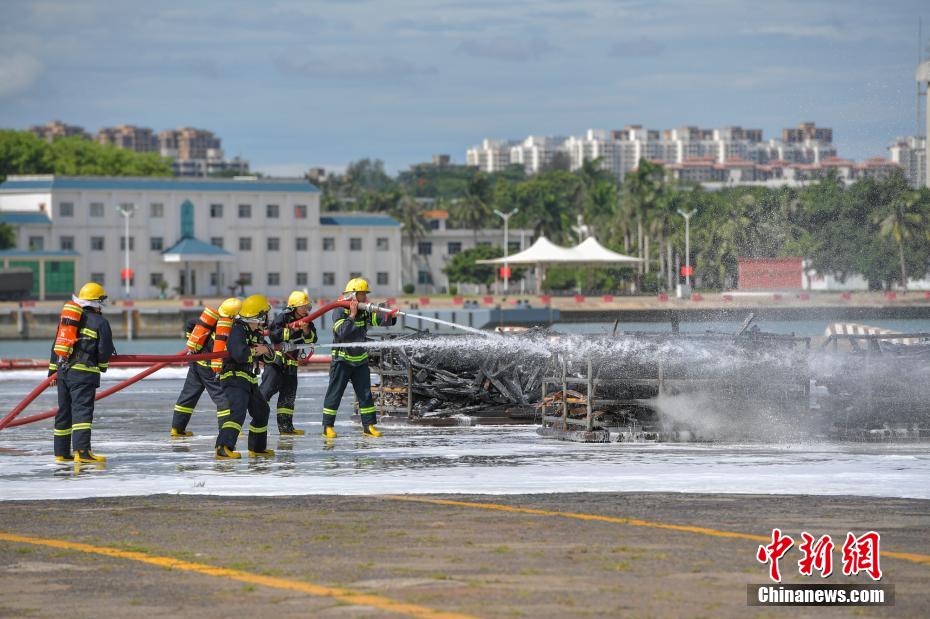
left=321, top=278, right=397, bottom=438
left=169, top=298, right=241, bottom=437
left=260, top=290, right=318, bottom=435
left=48, top=282, right=114, bottom=463
left=214, top=294, right=274, bottom=459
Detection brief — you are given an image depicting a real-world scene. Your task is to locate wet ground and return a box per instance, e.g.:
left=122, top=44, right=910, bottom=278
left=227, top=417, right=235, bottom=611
left=1, top=369, right=930, bottom=500
left=0, top=492, right=927, bottom=618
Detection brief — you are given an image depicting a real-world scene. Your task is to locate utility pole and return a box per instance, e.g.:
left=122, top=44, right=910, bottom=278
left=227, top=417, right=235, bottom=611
left=117, top=204, right=136, bottom=297
left=677, top=208, right=696, bottom=290
left=493, top=208, right=518, bottom=293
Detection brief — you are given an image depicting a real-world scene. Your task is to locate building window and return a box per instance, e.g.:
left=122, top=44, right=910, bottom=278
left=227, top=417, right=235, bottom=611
left=508, top=241, right=521, bottom=253
left=323, top=272, right=335, bottom=286
left=120, top=236, right=135, bottom=251
left=418, top=270, right=433, bottom=285
left=377, top=272, right=388, bottom=286
left=90, top=236, right=105, bottom=251
left=238, top=272, right=252, bottom=285
left=238, top=204, right=251, bottom=218
left=418, top=241, right=432, bottom=256
left=267, top=272, right=280, bottom=286
left=323, top=237, right=335, bottom=251
left=60, top=236, right=74, bottom=251
left=209, top=272, right=219, bottom=287
left=350, top=271, right=362, bottom=279
left=210, top=237, right=224, bottom=248
left=294, top=204, right=308, bottom=219
left=210, top=203, right=223, bottom=218
left=239, top=237, right=252, bottom=251
left=266, top=204, right=279, bottom=218
left=296, top=272, right=308, bottom=286
left=477, top=241, right=492, bottom=247
left=28, top=236, right=44, bottom=251
left=296, top=237, right=308, bottom=251
left=150, top=273, right=164, bottom=286
left=90, top=202, right=104, bottom=217
left=91, top=272, right=105, bottom=285
left=447, top=241, right=462, bottom=255
left=59, top=202, right=74, bottom=217
left=267, top=237, right=280, bottom=251
left=150, top=203, right=164, bottom=218
left=376, top=237, right=389, bottom=251
left=350, top=238, right=362, bottom=251
left=430, top=219, right=440, bottom=230
left=150, top=237, right=163, bottom=251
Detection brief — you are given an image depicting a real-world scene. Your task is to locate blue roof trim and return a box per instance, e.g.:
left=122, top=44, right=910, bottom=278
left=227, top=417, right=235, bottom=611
left=162, top=236, right=233, bottom=256
left=0, top=176, right=319, bottom=194
left=0, top=249, right=79, bottom=257
left=320, top=215, right=400, bottom=227
left=0, top=212, right=52, bottom=225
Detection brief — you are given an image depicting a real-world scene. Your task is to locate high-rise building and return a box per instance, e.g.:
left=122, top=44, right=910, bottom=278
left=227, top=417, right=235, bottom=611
left=509, top=136, right=569, bottom=174
left=466, top=139, right=515, bottom=173
left=96, top=125, right=159, bottom=153
left=888, top=136, right=927, bottom=188
left=29, top=121, right=90, bottom=142
left=782, top=122, right=833, bottom=144
left=158, top=128, right=222, bottom=160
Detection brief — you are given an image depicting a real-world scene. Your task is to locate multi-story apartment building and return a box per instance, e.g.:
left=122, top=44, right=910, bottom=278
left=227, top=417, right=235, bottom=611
left=0, top=175, right=401, bottom=300
left=96, top=125, right=159, bottom=153
left=668, top=156, right=902, bottom=188
left=888, top=136, right=927, bottom=188
left=28, top=121, right=91, bottom=142
left=465, top=139, right=516, bottom=172
left=159, top=128, right=221, bottom=160
left=783, top=122, right=832, bottom=144
left=509, top=136, right=569, bottom=174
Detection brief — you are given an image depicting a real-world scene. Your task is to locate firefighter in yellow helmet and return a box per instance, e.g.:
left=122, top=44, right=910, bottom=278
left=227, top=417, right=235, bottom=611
left=214, top=294, right=274, bottom=459
left=321, top=277, right=397, bottom=438
left=259, top=290, right=318, bottom=435
left=48, top=282, right=114, bottom=463
left=169, top=298, right=241, bottom=437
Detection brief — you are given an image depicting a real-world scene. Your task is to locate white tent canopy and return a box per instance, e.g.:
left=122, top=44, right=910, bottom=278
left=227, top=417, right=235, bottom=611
left=476, top=235, right=642, bottom=292
left=477, top=235, right=642, bottom=265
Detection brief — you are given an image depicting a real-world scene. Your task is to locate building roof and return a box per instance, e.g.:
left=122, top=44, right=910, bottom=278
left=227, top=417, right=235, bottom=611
left=478, top=235, right=642, bottom=265
left=423, top=209, right=449, bottom=220
left=162, top=236, right=234, bottom=263
left=319, top=214, right=400, bottom=227
left=0, top=175, right=319, bottom=194
left=0, top=211, right=52, bottom=225
left=0, top=249, right=79, bottom=257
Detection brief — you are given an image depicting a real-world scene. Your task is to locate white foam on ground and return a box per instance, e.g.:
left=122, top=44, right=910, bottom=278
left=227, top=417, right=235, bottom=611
left=0, top=373, right=928, bottom=501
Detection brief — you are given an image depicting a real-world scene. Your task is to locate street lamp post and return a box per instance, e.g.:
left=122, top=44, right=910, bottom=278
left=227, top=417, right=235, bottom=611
left=493, top=208, right=519, bottom=293
left=677, top=208, right=696, bottom=290
left=117, top=204, right=136, bottom=297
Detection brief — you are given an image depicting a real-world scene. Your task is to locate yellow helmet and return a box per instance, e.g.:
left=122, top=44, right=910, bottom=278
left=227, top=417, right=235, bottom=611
left=77, top=282, right=107, bottom=301
left=239, top=294, right=271, bottom=320
left=344, top=277, right=370, bottom=294
left=287, top=290, right=311, bottom=308
left=218, top=297, right=242, bottom=318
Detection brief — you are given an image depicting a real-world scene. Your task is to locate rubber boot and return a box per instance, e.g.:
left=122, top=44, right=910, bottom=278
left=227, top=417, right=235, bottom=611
left=363, top=424, right=382, bottom=437
left=170, top=427, right=193, bottom=437
left=248, top=449, right=276, bottom=457
left=278, top=413, right=304, bottom=435
left=54, top=435, right=73, bottom=462
left=74, top=450, right=106, bottom=463
left=215, top=445, right=241, bottom=460
left=323, top=426, right=338, bottom=439
left=322, top=414, right=337, bottom=438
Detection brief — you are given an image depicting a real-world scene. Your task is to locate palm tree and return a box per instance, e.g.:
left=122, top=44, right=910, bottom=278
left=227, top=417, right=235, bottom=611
left=875, top=190, right=925, bottom=290
left=455, top=173, right=493, bottom=241
left=396, top=194, right=428, bottom=289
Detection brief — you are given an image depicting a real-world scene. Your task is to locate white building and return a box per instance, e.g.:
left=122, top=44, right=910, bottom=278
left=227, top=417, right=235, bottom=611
left=465, top=139, right=515, bottom=173
left=401, top=210, right=533, bottom=294
left=888, top=136, right=927, bottom=188
left=0, top=175, right=402, bottom=300
left=509, top=136, right=568, bottom=174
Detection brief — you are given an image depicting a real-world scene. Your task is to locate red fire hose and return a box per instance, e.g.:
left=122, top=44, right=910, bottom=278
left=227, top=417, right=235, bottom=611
left=0, top=300, right=351, bottom=431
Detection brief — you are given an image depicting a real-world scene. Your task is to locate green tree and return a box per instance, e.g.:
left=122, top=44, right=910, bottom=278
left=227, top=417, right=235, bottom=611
left=0, top=223, right=14, bottom=249
left=874, top=186, right=927, bottom=290
left=442, top=245, right=524, bottom=290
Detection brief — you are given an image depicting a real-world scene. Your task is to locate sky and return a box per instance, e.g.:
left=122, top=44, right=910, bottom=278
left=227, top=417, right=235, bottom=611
left=1, top=0, right=929, bottom=176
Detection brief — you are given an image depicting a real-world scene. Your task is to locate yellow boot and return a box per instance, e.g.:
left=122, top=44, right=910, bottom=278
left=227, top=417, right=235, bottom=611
left=74, top=450, right=106, bottom=463
left=215, top=446, right=241, bottom=460
left=248, top=449, right=276, bottom=458
left=170, top=427, right=193, bottom=437
left=363, top=424, right=382, bottom=437
left=55, top=454, right=74, bottom=462
left=280, top=428, right=305, bottom=436
left=323, top=426, right=338, bottom=439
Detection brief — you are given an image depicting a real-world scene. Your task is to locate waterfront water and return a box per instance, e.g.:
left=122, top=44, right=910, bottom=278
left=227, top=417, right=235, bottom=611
left=0, top=370, right=928, bottom=501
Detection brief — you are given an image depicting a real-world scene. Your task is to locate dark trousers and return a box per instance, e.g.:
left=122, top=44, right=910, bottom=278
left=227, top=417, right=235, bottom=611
left=216, top=377, right=270, bottom=452
left=173, top=363, right=231, bottom=432
left=322, top=361, right=377, bottom=428
left=259, top=364, right=298, bottom=431
left=54, top=371, right=97, bottom=456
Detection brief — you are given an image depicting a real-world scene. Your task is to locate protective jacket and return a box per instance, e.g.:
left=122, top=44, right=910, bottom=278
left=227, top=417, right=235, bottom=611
left=267, top=308, right=318, bottom=374
left=330, top=306, right=396, bottom=366
left=48, top=306, right=114, bottom=387
left=218, top=320, right=268, bottom=382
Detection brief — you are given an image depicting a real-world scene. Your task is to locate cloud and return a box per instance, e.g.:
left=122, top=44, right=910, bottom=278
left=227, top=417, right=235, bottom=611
left=0, top=52, right=43, bottom=98
left=277, top=51, right=437, bottom=80
left=744, top=21, right=849, bottom=40
left=608, top=37, right=664, bottom=58
left=456, top=35, right=555, bottom=61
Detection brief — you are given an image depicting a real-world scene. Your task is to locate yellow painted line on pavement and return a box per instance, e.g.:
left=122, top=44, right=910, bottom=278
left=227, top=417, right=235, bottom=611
left=383, top=496, right=930, bottom=567
left=0, top=531, right=474, bottom=619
